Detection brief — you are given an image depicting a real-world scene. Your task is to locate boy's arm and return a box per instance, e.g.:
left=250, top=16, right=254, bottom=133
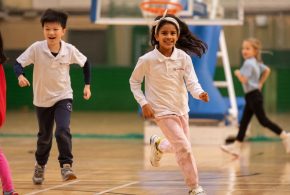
left=82, top=60, right=91, bottom=100
left=82, top=60, right=91, bottom=85
left=14, top=61, right=30, bottom=87
left=13, top=61, right=24, bottom=78
left=259, top=66, right=270, bottom=90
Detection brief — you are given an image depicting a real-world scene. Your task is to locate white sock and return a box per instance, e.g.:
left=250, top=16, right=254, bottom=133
left=280, top=131, right=289, bottom=139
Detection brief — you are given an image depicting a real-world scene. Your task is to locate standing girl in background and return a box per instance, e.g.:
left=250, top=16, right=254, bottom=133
left=129, top=12, right=209, bottom=195
left=221, top=38, right=290, bottom=157
left=0, top=32, right=19, bottom=195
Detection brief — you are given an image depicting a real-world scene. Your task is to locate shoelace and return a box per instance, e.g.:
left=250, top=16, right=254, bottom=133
left=35, top=167, right=44, bottom=177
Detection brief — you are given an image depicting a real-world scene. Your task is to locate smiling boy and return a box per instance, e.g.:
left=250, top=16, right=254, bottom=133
left=14, top=9, right=91, bottom=185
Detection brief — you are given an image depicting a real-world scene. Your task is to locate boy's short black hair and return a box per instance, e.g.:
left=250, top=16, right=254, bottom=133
left=40, top=9, right=68, bottom=29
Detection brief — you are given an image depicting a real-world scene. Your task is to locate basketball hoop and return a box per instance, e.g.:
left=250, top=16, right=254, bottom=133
left=139, top=0, right=183, bottom=47
left=140, top=0, right=183, bottom=28
left=140, top=0, right=183, bottom=16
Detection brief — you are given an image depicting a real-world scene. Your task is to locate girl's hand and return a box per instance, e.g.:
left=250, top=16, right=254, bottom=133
left=18, top=75, right=30, bottom=87
left=234, top=69, right=240, bottom=77
left=258, top=83, right=263, bottom=91
left=199, top=92, right=209, bottom=102
left=83, top=85, right=91, bottom=100
left=234, top=69, right=248, bottom=84
left=142, top=104, right=155, bottom=119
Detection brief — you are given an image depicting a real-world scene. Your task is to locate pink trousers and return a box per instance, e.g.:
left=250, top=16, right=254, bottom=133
left=155, top=114, right=199, bottom=189
left=0, top=149, right=14, bottom=192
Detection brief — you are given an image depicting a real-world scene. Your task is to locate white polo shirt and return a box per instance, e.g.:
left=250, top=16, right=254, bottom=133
left=17, top=40, right=87, bottom=107
left=130, top=47, right=204, bottom=117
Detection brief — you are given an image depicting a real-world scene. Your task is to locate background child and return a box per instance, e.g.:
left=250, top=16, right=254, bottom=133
left=221, top=38, right=290, bottom=157
left=129, top=12, right=209, bottom=195
left=13, top=9, right=91, bottom=185
left=0, top=32, right=19, bottom=195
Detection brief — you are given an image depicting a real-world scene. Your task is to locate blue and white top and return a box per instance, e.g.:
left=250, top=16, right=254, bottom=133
left=240, top=57, right=267, bottom=93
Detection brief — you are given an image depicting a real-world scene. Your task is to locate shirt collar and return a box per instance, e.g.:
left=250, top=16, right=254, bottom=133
left=43, top=40, right=66, bottom=58
left=154, top=46, right=178, bottom=62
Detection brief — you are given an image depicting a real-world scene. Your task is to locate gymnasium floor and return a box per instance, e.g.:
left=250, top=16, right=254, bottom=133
left=1, top=111, right=290, bottom=195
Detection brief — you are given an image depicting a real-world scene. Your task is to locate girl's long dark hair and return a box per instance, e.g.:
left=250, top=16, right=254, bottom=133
left=151, top=14, right=207, bottom=57
left=0, top=32, right=7, bottom=64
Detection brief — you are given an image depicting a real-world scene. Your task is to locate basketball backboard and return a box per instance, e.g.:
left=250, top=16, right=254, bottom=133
left=90, top=0, right=244, bottom=26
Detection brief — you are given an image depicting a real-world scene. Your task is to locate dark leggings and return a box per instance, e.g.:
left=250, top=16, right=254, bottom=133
left=237, top=90, right=282, bottom=142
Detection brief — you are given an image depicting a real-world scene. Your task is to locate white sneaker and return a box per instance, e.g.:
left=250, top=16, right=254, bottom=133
left=220, top=141, right=241, bottom=157
left=61, top=164, right=77, bottom=181
left=189, top=185, right=206, bottom=195
left=282, top=133, right=290, bottom=154
left=150, top=135, right=163, bottom=167
left=32, top=163, right=45, bottom=185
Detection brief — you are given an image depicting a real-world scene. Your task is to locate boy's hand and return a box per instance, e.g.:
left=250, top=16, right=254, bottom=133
left=199, top=92, right=209, bottom=102
left=142, top=104, right=155, bottom=119
left=18, top=75, right=30, bottom=87
left=83, top=85, right=91, bottom=100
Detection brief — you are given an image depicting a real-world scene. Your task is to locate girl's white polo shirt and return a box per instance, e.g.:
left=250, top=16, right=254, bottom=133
left=17, top=40, right=87, bottom=107
left=130, top=47, right=204, bottom=117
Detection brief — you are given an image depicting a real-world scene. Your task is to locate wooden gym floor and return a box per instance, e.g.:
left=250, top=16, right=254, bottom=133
left=1, top=111, right=290, bottom=195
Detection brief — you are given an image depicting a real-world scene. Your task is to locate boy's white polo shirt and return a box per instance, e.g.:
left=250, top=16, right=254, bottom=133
left=17, top=40, right=87, bottom=107
left=130, top=47, right=204, bottom=117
